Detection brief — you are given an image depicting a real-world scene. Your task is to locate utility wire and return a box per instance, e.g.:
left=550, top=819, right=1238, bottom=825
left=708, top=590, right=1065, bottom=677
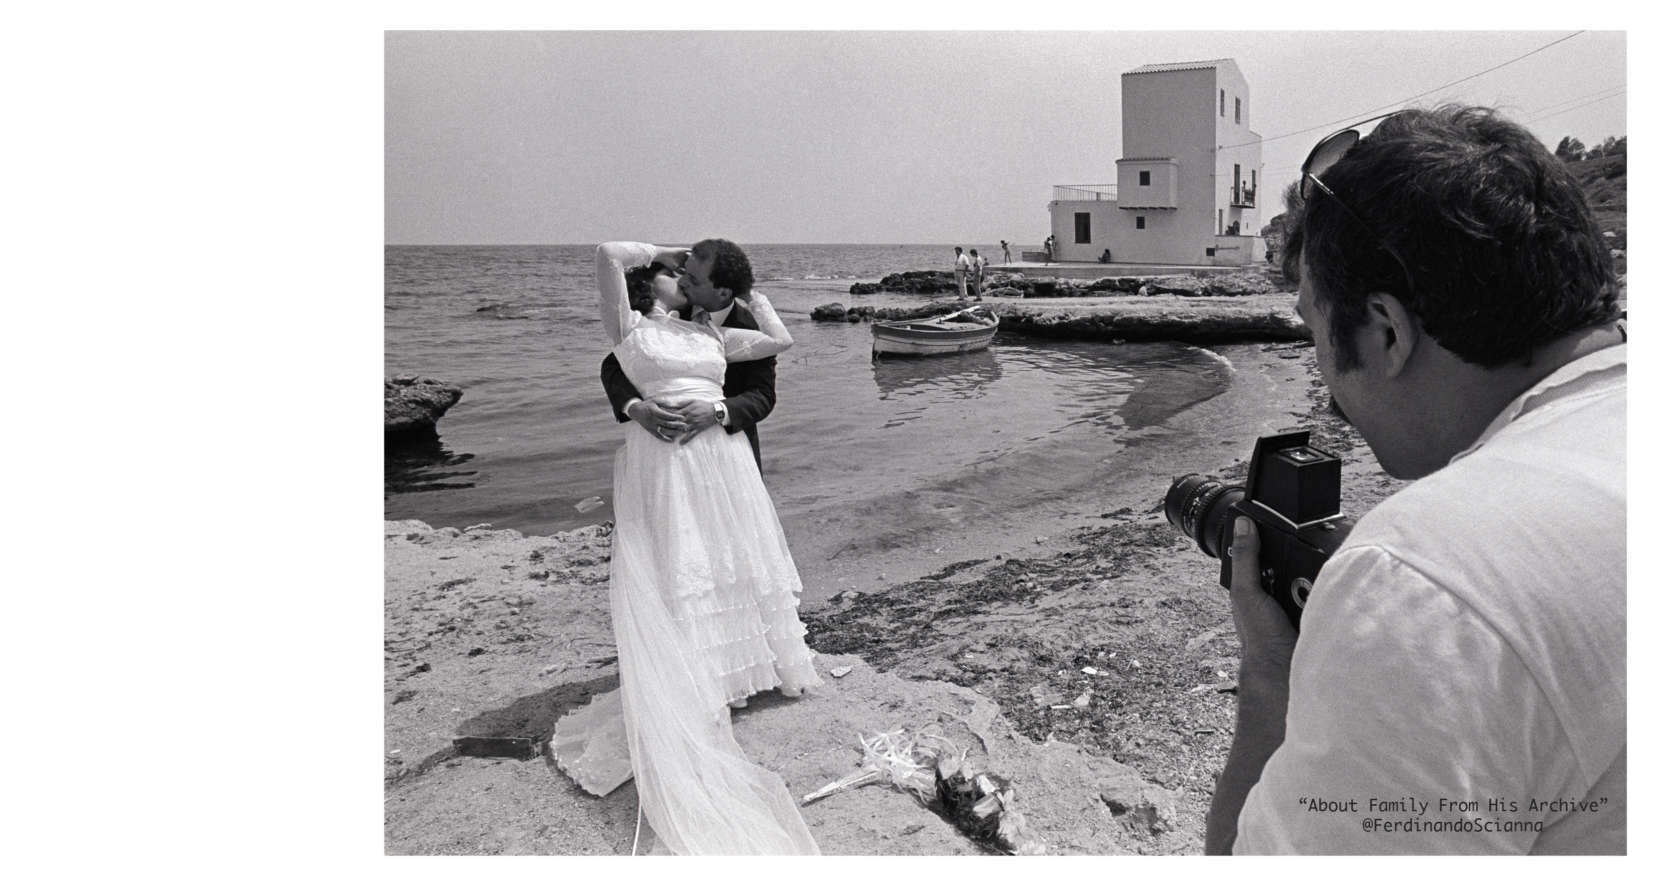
left=1253, top=79, right=1621, bottom=216
left=1250, top=80, right=1624, bottom=172
left=1219, top=31, right=1587, bottom=149
left=1526, top=89, right=1626, bottom=125
left=1523, top=86, right=1626, bottom=121
left=1524, top=84, right=1626, bottom=118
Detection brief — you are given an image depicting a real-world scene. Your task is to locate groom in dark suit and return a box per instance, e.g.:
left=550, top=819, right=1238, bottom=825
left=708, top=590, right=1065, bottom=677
left=600, top=238, right=777, bottom=470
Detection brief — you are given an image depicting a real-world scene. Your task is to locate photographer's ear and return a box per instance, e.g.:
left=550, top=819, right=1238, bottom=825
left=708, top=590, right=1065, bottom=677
left=1365, top=292, right=1420, bottom=379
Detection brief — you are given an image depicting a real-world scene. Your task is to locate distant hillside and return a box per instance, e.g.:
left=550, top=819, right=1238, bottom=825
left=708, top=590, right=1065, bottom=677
left=1566, top=153, right=1626, bottom=255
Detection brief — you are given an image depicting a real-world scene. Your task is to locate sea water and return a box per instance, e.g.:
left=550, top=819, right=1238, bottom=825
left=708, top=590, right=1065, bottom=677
left=385, top=244, right=1308, bottom=596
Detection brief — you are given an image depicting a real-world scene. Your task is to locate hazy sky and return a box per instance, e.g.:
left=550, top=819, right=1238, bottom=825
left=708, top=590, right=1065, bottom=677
left=385, top=30, right=1626, bottom=245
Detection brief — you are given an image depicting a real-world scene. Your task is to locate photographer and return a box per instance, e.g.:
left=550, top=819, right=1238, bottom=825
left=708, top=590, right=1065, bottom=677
left=1207, top=106, right=1625, bottom=854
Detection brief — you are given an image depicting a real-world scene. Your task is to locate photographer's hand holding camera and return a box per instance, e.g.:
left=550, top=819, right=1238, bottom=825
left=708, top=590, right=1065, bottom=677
left=1201, top=107, right=1626, bottom=854
left=1203, top=514, right=1297, bottom=852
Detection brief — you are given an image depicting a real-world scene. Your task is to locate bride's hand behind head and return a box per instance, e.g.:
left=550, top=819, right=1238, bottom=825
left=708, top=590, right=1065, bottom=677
left=624, top=262, right=689, bottom=315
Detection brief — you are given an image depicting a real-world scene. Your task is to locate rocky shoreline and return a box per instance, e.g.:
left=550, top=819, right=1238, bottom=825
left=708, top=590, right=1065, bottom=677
left=819, top=266, right=1309, bottom=344
left=814, top=294, right=1308, bottom=344
left=384, top=343, right=1404, bottom=855
left=825, top=267, right=1627, bottom=346
left=385, top=374, right=463, bottom=439
left=849, top=268, right=1286, bottom=300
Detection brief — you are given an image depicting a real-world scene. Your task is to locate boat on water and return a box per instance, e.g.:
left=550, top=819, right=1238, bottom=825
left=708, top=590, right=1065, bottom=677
left=871, top=305, right=1000, bottom=357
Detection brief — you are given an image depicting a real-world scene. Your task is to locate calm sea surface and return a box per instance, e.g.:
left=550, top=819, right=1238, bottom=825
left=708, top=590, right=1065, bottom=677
left=386, top=245, right=1303, bottom=589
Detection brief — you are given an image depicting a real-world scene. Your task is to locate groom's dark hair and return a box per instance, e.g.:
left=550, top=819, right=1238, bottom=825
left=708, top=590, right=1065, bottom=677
left=692, top=238, right=754, bottom=297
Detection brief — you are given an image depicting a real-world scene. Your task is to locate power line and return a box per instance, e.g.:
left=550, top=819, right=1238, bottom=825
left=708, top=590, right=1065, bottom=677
left=1219, top=31, right=1587, bottom=150
left=1523, top=86, right=1627, bottom=121
left=1250, top=79, right=1622, bottom=212
left=1524, top=84, right=1626, bottom=118
left=1526, top=89, right=1626, bottom=125
left=1252, top=83, right=1626, bottom=175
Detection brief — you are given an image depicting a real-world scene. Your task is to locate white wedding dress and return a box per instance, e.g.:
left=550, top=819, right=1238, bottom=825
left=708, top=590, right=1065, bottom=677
left=550, top=242, right=822, bottom=855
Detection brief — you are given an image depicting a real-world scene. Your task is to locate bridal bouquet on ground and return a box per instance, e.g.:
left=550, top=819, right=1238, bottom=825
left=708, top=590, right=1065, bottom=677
left=801, top=722, right=1045, bottom=855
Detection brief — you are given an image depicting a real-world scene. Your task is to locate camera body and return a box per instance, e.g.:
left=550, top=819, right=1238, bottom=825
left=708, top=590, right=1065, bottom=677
left=1165, top=430, right=1354, bottom=630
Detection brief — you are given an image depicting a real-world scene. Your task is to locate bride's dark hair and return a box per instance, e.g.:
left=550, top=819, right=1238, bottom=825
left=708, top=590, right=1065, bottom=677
left=624, top=262, right=676, bottom=313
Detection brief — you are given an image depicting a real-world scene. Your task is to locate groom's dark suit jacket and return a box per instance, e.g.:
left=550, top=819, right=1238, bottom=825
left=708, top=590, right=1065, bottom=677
left=600, top=299, right=776, bottom=470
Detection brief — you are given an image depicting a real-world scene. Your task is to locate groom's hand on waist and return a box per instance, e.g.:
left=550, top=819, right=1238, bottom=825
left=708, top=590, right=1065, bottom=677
left=675, top=400, right=723, bottom=444
left=626, top=397, right=690, bottom=443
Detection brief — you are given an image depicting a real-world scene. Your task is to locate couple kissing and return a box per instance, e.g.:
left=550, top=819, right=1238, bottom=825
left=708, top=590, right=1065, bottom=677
left=550, top=239, right=822, bottom=854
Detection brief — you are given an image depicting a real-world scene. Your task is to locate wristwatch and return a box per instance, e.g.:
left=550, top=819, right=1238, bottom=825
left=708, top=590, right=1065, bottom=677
left=712, top=401, right=729, bottom=427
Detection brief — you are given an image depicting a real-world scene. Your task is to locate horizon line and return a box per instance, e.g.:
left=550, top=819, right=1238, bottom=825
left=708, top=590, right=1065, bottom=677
left=385, top=240, right=1052, bottom=248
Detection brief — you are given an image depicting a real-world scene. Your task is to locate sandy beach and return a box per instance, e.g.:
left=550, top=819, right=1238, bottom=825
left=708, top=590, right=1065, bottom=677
left=384, top=331, right=1409, bottom=855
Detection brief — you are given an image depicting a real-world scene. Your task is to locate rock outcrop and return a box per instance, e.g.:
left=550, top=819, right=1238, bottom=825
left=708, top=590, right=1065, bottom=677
left=811, top=302, right=957, bottom=323
left=812, top=295, right=1308, bottom=344
left=850, top=270, right=960, bottom=295
left=386, top=375, right=463, bottom=438
left=997, top=297, right=1306, bottom=343
left=847, top=269, right=1285, bottom=299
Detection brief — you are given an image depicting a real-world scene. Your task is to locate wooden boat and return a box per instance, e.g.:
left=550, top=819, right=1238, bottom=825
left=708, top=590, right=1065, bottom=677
left=871, top=305, right=1000, bottom=357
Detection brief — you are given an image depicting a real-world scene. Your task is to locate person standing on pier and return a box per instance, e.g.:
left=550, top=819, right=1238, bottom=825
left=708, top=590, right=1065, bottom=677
left=953, top=246, right=970, bottom=298
left=1000, top=240, right=1012, bottom=264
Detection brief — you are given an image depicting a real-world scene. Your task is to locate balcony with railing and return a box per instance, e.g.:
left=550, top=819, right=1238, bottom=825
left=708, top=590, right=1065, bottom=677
left=1053, top=184, right=1118, bottom=202
left=1231, top=185, right=1256, bottom=208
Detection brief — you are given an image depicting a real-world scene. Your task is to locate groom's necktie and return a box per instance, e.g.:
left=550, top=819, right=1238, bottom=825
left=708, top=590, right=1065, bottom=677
left=691, top=307, right=715, bottom=329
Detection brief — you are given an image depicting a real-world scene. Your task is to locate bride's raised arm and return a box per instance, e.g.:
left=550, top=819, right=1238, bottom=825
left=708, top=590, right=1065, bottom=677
left=721, top=291, right=794, bottom=362
left=595, top=241, right=658, bottom=346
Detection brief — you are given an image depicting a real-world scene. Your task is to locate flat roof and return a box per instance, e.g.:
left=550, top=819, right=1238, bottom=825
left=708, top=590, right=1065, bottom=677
left=1124, top=59, right=1230, bottom=75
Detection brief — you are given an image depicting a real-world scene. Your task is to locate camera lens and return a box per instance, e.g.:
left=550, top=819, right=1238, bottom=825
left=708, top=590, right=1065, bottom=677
left=1164, top=474, right=1245, bottom=558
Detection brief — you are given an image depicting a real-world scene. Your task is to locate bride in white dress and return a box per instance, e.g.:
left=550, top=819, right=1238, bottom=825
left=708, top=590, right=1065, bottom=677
left=551, top=241, right=822, bottom=855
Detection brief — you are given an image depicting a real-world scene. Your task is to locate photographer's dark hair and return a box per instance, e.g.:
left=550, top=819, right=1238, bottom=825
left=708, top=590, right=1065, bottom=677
left=1284, top=105, right=1621, bottom=370
left=693, top=238, right=754, bottom=297
left=624, top=262, right=675, bottom=314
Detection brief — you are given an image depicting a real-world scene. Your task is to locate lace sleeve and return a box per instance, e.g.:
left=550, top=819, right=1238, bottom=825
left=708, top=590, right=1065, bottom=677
left=721, top=291, right=794, bottom=362
left=595, top=241, right=657, bottom=345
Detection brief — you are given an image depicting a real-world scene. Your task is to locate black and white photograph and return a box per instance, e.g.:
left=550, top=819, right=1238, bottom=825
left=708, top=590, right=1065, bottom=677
left=381, top=26, right=1629, bottom=857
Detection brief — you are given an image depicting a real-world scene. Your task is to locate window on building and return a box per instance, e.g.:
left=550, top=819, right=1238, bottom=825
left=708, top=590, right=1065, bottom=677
left=1235, top=97, right=1241, bottom=124
left=1220, top=89, right=1226, bottom=116
left=1138, top=170, right=1151, bottom=186
left=1136, top=216, right=1146, bottom=230
left=1074, top=212, right=1091, bottom=244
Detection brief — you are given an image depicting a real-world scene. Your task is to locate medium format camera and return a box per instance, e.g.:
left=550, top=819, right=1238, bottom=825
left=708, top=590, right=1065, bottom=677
left=1163, top=430, right=1355, bottom=629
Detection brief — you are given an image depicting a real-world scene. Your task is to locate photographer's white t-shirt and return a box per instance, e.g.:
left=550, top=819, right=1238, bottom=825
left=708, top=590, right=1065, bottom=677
left=1235, top=344, right=1626, bottom=854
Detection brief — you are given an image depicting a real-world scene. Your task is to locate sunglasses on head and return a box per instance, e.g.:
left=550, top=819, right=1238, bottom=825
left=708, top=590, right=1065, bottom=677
left=1299, top=112, right=1401, bottom=201
left=1298, top=111, right=1416, bottom=298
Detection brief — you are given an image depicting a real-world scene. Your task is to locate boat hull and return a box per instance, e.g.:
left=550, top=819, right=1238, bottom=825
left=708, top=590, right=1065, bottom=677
left=871, top=309, right=999, bottom=357
left=871, top=329, right=997, bottom=356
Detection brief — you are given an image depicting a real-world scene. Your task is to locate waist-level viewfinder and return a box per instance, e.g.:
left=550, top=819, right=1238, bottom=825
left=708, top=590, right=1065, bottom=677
left=1164, top=430, right=1354, bottom=630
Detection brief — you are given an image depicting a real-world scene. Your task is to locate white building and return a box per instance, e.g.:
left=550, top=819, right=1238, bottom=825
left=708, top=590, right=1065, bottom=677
left=1048, top=58, right=1265, bottom=266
